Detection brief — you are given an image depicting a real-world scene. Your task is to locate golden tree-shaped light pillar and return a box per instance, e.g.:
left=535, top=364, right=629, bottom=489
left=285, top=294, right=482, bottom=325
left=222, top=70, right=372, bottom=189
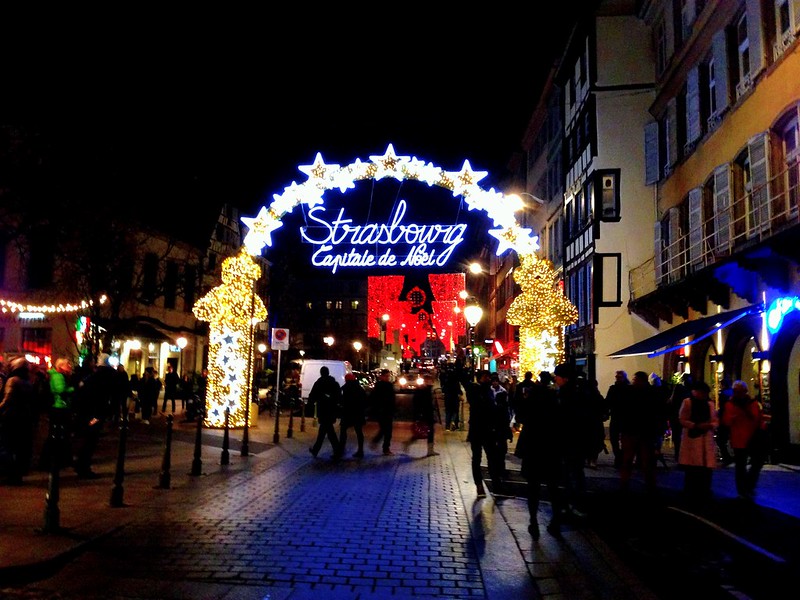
left=506, top=253, right=578, bottom=376
left=193, top=248, right=267, bottom=428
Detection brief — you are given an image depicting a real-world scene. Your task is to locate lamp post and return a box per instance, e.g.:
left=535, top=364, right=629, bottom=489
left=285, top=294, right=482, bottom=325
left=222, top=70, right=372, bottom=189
left=323, top=336, right=334, bottom=359
left=464, top=300, right=483, bottom=378
left=353, top=341, right=363, bottom=370
left=176, top=336, right=187, bottom=376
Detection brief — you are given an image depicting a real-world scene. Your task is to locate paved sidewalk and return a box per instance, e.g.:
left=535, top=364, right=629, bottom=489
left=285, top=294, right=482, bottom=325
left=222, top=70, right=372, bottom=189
left=2, top=409, right=799, bottom=599
left=0, top=415, right=651, bottom=600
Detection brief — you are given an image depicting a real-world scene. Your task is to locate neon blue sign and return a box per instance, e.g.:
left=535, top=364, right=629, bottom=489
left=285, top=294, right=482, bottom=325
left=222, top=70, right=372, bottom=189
left=766, top=296, right=800, bottom=334
left=299, top=199, right=467, bottom=274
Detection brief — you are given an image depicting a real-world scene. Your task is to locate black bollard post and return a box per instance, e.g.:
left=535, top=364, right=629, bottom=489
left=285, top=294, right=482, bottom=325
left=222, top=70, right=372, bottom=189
left=300, top=399, right=306, bottom=433
left=110, top=416, right=129, bottom=507
left=190, top=408, right=204, bottom=476
left=272, top=388, right=281, bottom=444
left=41, top=423, right=64, bottom=533
left=221, top=408, right=230, bottom=465
left=287, top=397, right=294, bottom=439
left=241, top=393, right=251, bottom=457
left=157, top=414, right=174, bottom=489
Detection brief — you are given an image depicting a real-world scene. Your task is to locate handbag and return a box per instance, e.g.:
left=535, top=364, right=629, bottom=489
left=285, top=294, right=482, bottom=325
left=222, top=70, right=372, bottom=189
left=412, top=421, right=430, bottom=439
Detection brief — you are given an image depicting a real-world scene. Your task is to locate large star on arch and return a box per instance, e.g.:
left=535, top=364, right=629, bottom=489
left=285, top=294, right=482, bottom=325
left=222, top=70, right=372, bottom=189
left=488, top=226, right=533, bottom=256
left=369, top=144, right=410, bottom=180
left=298, top=152, right=339, bottom=186
left=242, top=206, right=283, bottom=254
left=445, top=160, right=488, bottom=196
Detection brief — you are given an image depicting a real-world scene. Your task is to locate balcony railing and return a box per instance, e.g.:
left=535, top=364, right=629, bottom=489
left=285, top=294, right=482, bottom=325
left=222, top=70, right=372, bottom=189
left=630, top=159, right=799, bottom=301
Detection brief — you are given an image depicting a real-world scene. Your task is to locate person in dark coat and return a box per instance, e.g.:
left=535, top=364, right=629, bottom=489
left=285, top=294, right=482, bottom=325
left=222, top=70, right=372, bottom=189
left=404, top=373, right=438, bottom=457
left=138, top=367, right=161, bottom=424
left=369, top=369, right=396, bottom=455
left=72, top=357, right=116, bottom=478
left=308, top=366, right=342, bottom=460
left=604, top=370, right=630, bottom=468
left=514, top=369, right=566, bottom=539
left=618, top=371, right=662, bottom=493
left=0, top=358, right=36, bottom=485
left=338, top=373, right=367, bottom=458
left=441, top=370, right=463, bottom=431
left=553, top=363, right=592, bottom=517
left=465, top=370, right=505, bottom=497
left=162, top=364, right=180, bottom=414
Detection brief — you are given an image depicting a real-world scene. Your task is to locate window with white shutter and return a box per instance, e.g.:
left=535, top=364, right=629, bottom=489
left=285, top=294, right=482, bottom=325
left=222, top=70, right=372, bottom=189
left=748, top=132, right=770, bottom=236
left=713, top=165, right=732, bottom=254
left=645, top=122, right=660, bottom=185
left=688, top=187, right=704, bottom=269
left=711, top=29, right=730, bottom=114
left=686, top=67, right=701, bottom=147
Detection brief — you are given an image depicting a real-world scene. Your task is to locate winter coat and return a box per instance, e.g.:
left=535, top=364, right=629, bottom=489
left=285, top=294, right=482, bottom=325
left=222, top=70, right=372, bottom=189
left=677, top=396, right=718, bottom=468
left=722, top=396, right=762, bottom=450
left=340, top=379, right=367, bottom=427
left=308, top=374, right=342, bottom=424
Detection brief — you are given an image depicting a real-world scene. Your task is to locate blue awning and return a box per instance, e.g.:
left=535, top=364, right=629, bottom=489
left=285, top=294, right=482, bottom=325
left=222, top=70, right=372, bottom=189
left=608, top=304, right=763, bottom=358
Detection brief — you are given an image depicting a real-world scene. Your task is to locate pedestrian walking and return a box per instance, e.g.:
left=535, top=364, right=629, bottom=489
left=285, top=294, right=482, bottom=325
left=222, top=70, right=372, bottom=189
left=604, top=370, right=630, bottom=468
left=0, top=358, right=37, bottom=485
left=369, top=369, right=396, bottom=455
left=668, top=372, right=693, bottom=462
left=338, top=373, right=367, bottom=458
left=404, top=373, right=438, bottom=457
left=489, top=373, right=513, bottom=477
left=618, top=371, right=662, bottom=493
left=138, top=367, right=161, bottom=424
left=72, top=356, right=116, bottom=478
left=553, top=362, right=592, bottom=517
left=715, top=378, right=734, bottom=465
left=39, top=357, right=76, bottom=470
left=465, top=370, right=505, bottom=497
left=586, top=378, right=607, bottom=468
left=441, top=370, right=462, bottom=431
left=162, top=364, right=180, bottom=414
left=308, top=366, right=342, bottom=460
left=512, top=371, right=536, bottom=433
left=514, top=368, right=565, bottom=539
left=678, top=380, right=718, bottom=505
left=113, top=364, right=131, bottom=424
left=722, top=380, right=767, bottom=501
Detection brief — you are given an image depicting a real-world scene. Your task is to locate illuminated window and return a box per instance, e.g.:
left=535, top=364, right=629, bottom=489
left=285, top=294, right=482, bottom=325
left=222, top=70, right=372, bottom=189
left=21, top=327, right=52, bottom=356
left=350, top=300, right=359, bottom=310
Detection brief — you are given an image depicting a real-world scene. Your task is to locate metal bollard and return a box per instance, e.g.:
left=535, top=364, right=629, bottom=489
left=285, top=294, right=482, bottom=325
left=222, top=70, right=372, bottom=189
left=110, top=416, right=129, bottom=507
left=157, top=414, right=173, bottom=489
left=41, top=423, right=64, bottom=533
left=300, top=399, right=306, bottom=432
left=241, top=395, right=251, bottom=457
left=221, top=408, right=230, bottom=465
left=287, top=397, right=294, bottom=439
left=190, top=408, right=204, bottom=476
left=273, top=389, right=281, bottom=444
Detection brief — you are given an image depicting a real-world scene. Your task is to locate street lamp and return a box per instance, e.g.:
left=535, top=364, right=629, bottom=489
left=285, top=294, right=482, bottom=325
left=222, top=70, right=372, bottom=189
left=464, top=300, right=483, bottom=377
left=323, top=336, right=334, bottom=358
left=353, top=341, right=363, bottom=370
left=177, top=336, right=188, bottom=375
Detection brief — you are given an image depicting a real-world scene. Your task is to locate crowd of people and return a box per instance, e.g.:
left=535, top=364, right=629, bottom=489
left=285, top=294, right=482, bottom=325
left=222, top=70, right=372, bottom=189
left=4, top=354, right=771, bottom=542
left=0, top=355, right=207, bottom=486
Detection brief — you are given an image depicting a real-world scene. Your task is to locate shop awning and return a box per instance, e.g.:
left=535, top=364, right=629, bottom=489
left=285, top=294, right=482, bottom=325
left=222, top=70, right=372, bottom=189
left=608, top=304, right=763, bottom=358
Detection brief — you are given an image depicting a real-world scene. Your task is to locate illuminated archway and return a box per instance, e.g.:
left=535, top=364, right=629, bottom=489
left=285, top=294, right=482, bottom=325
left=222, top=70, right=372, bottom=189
left=196, top=145, right=575, bottom=422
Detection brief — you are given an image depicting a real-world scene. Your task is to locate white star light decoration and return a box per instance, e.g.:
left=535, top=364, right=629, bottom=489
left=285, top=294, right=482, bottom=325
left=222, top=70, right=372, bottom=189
left=241, top=143, right=540, bottom=258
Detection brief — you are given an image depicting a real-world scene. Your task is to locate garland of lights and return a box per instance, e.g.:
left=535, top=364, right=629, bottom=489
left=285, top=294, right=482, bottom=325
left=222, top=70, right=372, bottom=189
left=0, top=294, right=107, bottom=314
left=193, top=249, right=267, bottom=428
left=507, top=254, right=578, bottom=376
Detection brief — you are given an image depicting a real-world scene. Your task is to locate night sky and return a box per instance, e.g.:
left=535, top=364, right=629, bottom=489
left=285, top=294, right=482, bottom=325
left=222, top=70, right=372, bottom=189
left=9, top=6, right=580, bottom=243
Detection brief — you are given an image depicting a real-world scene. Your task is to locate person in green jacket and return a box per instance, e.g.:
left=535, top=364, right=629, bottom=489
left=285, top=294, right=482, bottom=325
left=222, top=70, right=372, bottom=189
left=38, top=358, right=75, bottom=470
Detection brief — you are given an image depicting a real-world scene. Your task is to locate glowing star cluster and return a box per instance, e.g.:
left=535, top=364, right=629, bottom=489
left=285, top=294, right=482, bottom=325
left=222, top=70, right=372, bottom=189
left=240, top=144, right=540, bottom=258
left=506, top=254, right=578, bottom=376
left=193, top=249, right=267, bottom=428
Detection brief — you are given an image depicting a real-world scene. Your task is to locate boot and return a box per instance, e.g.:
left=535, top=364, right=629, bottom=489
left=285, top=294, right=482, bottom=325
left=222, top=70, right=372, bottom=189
left=426, top=442, right=438, bottom=457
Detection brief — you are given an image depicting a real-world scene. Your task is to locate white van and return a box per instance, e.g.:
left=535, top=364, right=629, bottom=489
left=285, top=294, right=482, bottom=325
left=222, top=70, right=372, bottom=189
left=299, top=359, right=353, bottom=402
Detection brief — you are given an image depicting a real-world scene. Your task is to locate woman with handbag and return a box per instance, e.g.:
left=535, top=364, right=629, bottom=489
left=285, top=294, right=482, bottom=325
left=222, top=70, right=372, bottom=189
left=677, top=380, right=718, bottom=505
left=722, top=380, right=767, bottom=501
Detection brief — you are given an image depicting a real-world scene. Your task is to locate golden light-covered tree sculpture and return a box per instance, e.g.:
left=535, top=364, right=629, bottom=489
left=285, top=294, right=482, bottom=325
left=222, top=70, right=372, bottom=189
left=193, top=248, right=267, bottom=427
left=506, top=253, right=578, bottom=376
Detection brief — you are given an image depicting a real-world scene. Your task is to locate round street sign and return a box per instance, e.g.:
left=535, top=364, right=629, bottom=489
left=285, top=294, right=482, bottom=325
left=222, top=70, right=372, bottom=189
left=271, top=328, right=289, bottom=350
